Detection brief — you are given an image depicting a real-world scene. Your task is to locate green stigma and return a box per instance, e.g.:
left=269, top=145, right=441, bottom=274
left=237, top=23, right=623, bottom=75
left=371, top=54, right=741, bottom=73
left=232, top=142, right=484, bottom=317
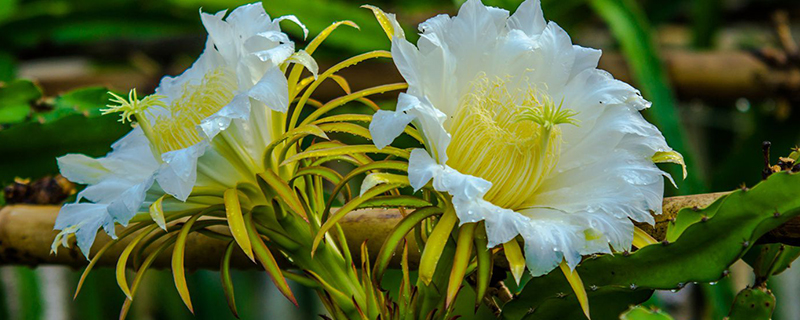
left=102, top=89, right=166, bottom=124
left=515, top=96, right=579, bottom=130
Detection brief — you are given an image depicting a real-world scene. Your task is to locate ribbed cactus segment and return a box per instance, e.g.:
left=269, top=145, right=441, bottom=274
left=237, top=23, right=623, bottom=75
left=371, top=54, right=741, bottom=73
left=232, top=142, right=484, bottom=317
left=726, top=286, right=775, bottom=320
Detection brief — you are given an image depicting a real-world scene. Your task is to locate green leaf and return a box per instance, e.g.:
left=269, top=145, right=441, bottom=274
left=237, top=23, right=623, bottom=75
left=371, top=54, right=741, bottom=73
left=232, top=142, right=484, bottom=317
left=282, top=145, right=410, bottom=166
left=224, top=188, right=254, bottom=261
left=0, top=51, right=16, bottom=82
left=446, top=223, right=476, bottom=308
left=0, top=79, right=41, bottom=125
left=73, top=221, right=151, bottom=300
left=56, top=86, right=108, bottom=110
left=0, top=113, right=130, bottom=184
left=119, top=234, right=179, bottom=320
left=256, top=170, right=309, bottom=220
left=116, top=225, right=158, bottom=300
left=502, top=171, right=800, bottom=319
left=0, top=0, right=18, bottom=23
left=620, top=305, right=675, bottom=320
left=373, top=206, right=443, bottom=284
left=418, top=207, right=458, bottom=286
left=589, top=0, right=703, bottom=194
left=356, top=195, right=431, bottom=209
left=473, top=224, right=492, bottom=306
left=245, top=211, right=298, bottom=306
left=172, top=213, right=203, bottom=314
left=690, top=0, right=721, bottom=49
left=312, top=182, right=403, bottom=255
left=220, top=241, right=240, bottom=319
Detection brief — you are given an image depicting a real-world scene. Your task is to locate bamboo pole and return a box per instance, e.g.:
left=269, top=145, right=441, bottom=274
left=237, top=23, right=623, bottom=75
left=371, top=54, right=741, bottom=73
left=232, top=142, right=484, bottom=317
left=1, top=192, right=797, bottom=270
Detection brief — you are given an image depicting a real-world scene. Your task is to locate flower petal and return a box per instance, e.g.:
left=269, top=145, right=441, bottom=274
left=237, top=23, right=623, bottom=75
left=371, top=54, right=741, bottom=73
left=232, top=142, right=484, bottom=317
left=156, top=141, right=208, bottom=202
left=53, top=203, right=114, bottom=258
left=370, top=109, right=415, bottom=150
left=248, top=66, right=290, bottom=112
left=507, top=0, right=546, bottom=37
left=273, top=15, right=309, bottom=40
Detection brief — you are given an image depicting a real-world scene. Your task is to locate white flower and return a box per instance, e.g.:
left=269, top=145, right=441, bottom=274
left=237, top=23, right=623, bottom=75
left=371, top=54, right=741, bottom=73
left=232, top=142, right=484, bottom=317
left=370, top=0, right=683, bottom=276
left=53, top=3, right=317, bottom=257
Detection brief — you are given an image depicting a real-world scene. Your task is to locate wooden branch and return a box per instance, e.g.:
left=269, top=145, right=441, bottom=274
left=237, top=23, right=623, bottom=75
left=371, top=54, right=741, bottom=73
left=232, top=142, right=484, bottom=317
left=1, top=193, right=798, bottom=270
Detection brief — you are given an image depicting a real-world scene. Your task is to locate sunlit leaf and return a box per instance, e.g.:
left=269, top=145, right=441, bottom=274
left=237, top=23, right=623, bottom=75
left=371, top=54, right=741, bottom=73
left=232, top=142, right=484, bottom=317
left=418, top=207, right=458, bottom=285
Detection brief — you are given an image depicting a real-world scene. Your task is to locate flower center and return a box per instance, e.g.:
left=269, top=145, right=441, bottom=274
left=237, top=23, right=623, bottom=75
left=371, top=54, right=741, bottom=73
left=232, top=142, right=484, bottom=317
left=446, top=75, right=578, bottom=210
left=105, top=68, right=237, bottom=156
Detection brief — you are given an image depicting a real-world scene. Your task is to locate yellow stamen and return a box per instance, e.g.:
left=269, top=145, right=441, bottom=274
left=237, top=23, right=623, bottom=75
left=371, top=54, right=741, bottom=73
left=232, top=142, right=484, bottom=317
left=104, top=68, right=237, bottom=156
left=446, top=75, right=578, bottom=210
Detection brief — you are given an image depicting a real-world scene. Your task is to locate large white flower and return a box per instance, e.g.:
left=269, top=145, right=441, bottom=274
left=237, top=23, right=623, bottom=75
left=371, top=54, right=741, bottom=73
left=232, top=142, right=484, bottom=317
left=54, top=3, right=316, bottom=257
left=370, top=0, right=683, bottom=276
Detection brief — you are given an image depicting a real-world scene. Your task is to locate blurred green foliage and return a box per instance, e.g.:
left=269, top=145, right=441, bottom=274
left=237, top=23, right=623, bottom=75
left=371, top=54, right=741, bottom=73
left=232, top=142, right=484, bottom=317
left=0, top=80, right=130, bottom=185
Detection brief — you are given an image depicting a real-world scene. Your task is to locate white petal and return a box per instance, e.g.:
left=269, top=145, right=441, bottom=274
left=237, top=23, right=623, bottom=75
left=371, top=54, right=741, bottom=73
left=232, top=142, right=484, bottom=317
left=507, top=0, right=546, bottom=37
left=254, top=42, right=295, bottom=66
left=156, top=141, right=207, bottom=202
left=433, top=166, right=491, bottom=200
left=200, top=10, right=238, bottom=63
left=57, top=154, right=108, bottom=185
left=248, top=66, right=289, bottom=112
left=369, top=110, right=415, bottom=150
left=453, top=195, right=523, bottom=246
left=155, top=38, right=222, bottom=106
left=199, top=66, right=286, bottom=140
left=107, top=175, right=155, bottom=225
left=419, top=14, right=451, bottom=36
left=273, top=15, right=309, bottom=39
left=401, top=94, right=451, bottom=163
left=284, top=50, right=319, bottom=78
left=391, top=38, right=424, bottom=94
left=371, top=93, right=451, bottom=163
left=199, top=94, right=249, bottom=139
left=525, top=21, right=575, bottom=91
left=226, top=3, right=273, bottom=36
left=407, top=148, right=440, bottom=191
left=570, top=45, right=602, bottom=80
left=482, top=202, right=528, bottom=247
left=53, top=203, right=113, bottom=258
left=516, top=208, right=586, bottom=275
left=77, top=178, right=139, bottom=203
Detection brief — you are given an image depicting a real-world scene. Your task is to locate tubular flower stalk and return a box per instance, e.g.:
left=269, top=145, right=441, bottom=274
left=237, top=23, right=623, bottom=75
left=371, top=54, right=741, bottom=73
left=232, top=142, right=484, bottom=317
left=368, top=0, right=685, bottom=277
left=52, top=3, right=316, bottom=257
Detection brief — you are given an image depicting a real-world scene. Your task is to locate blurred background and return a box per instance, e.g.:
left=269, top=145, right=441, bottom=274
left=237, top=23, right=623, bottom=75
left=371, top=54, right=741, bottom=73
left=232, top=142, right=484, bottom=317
left=0, top=0, right=799, bottom=319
